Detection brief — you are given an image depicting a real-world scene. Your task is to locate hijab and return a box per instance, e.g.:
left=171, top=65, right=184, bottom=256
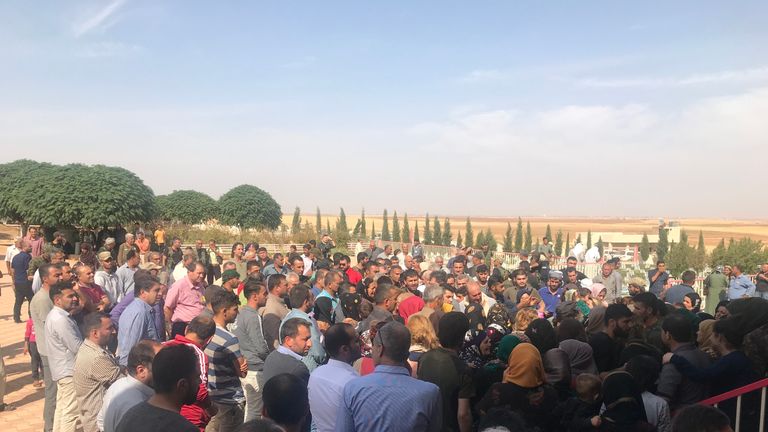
left=726, top=297, right=768, bottom=336
left=341, top=292, right=362, bottom=321
left=78, top=242, right=98, bottom=269
left=503, top=343, right=546, bottom=388
left=465, top=301, right=487, bottom=337
left=486, top=303, right=513, bottom=333
left=397, top=295, right=424, bottom=323
left=590, top=283, right=607, bottom=299
left=556, top=317, right=586, bottom=343
left=585, top=306, right=606, bottom=335
left=525, top=318, right=557, bottom=354
left=685, top=292, right=702, bottom=313
left=559, top=339, right=598, bottom=375
left=543, top=348, right=571, bottom=385
left=460, top=325, right=505, bottom=369
left=496, top=335, right=522, bottom=363
left=601, top=371, right=648, bottom=427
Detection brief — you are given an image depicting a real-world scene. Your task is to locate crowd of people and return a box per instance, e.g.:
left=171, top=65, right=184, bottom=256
left=2, top=225, right=768, bottom=432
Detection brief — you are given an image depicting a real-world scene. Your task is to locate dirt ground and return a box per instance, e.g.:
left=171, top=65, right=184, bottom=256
left=304, top=214, right=768, bottom=249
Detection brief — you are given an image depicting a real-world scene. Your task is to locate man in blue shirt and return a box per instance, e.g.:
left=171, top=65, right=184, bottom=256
left=117, top=270, right=163, bottom=366
left=538, top=270, right=563, bottom=317
left=664, top=270, right=696, bottom=306
left=729, top=264, right=756, bottom=300
left=11, top=241, right=33, bottom=323
left=336, top=321, right=442, bottom=432
left=648, top=260, right=670, bottom=297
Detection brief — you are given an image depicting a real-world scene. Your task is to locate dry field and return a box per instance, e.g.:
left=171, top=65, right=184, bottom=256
left=303, top=214, right=768, bottom=249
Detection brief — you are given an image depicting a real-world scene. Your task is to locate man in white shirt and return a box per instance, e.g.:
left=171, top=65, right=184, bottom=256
left=4, top=236, right=21, bottom=278
left=308, top=323, right=360, bottom=432
left=94, top=252, right=121, bottom=305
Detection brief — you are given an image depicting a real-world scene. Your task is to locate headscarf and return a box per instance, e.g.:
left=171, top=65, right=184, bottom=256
left=585, top=306, right=606, bottom=335
left=698, top=319, right=718, bottom=358
left=465, top=301, right=487, bottom=337
left=559, top=339, right=598, bottom=375
left=78, top=242, right=98, bottom=269
left=556, top=317, right=586, bottom=343
left=563, top=283, right=579, bottom=301
left=460, top=324, right=506, bottom=369
left=525, top=318, right=557, bottom=354
left=590, top=283, right=607, bottom=299
left=725, top=297, right=768, bottom=335
left=496, top=335, right=522, bottom=363
left=341, top=292, right=362, bottom=321
left=503, top=343, right=545, bottom=388
left=684, top=292, right=702, bottom=313
left=397, top=295, right=424, bottom=323
left=543, top=348, right=571, bottom=385
left=601, top=371, right=648, bottom=427
left=486, top=303, right=513, bottom=333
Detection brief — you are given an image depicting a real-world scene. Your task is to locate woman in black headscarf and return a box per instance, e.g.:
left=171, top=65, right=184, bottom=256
left=526, top=319, right=570, bottom=400
left=340, top=292, right=362, bottom=321
left=525, top=318, right=557, bottom=354
left=598, top=371, right=652, bottom=432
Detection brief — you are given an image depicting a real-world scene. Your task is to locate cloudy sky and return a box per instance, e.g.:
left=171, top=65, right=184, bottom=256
left=1, top=1, right=766, bottom=219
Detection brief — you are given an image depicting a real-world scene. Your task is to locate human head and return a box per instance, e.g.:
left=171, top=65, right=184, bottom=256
left=604, top=303, right=633, bottom=338
left=601, top=262, right=613, bottom=277
left=626, top=354, right=661, bottom=393
left=422, top=283, right=444, bottom=308
left=715, top=300, right=730, bottom=320
left=125, top=233, right=135, bottom=245
left=574, top=373, right=602, bottom=402
left=452, top=260, right=465, bottom=275
left=731, top=264, right=743, bottom=276
left=134, top=270, right=163, bottom=306
left=268, top=274, right=288, bottom=297
left=681, top=270, right=696, bottom=285
left=185, top=315, right=216, bottom=348
left=82, top=312, right=115, bottom=346
left=262, top=374, right=309, bottom=430
left=324, top=269, right=343, bottom=295
left=374, top=283, right=400, bottom=312
left=683, top=292, right=702, bottom=312
left=633, top=292, right=661, bottom=321
left=49, top=281, right=79, bottom=311
left=289, top=284, right=313, bottom=313
left=513, top=308, right=538, bottom=332
left=627, top=277, right=646, bottom=295
left=152, top=344, right=201, bottom=405
left=244, top=280, right=268, bottom=309
left=211, top=290, right=239, bottom=324
left=511, top=269, right=528, bottom=289
left=438, top=312, right=470, bottom=350
left=76, top=264, right=95, bottom=285
left=323, top=323, right=361, bottom=364
left=280, top=318, right=312, bottom=356
left=289, top=256, right=304, bottom=275
left=127, top=340, right=162, bottom=384
left=401, top=269, right=419, bottom=292
left=186, top=261, right=205, bottom=284
left=467, top=281, right=483, bottom=304
left=672, top=405, right=734, bottom=432
left=372, top=321, right=411, bottom=366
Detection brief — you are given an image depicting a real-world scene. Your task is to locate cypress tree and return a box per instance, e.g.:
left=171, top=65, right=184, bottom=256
left=514, top=217, right=524, bottom=252
left=433, top=216, right=442, bottom=246
left=392, top=211, right=401, bottom=242
left=401, top=213, right=410, bottom=243
left=381, top=209, right=390, bottom=241
left=524, top=221, right=532, bottom=251
left=465, top=217, right=474, bottom=247
left=503, top=222, right=513, bottom=252
left=442, top=218, right=452, bottom=246
left=424, top=213, right=432, bottom=245
left=291, top=206, right=301, bottom=233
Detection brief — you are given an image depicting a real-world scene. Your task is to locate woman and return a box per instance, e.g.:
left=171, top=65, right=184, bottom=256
left=714, top=300, right=730, bottom=320
left=78, top=242, right=98, bottom=270
left=598, top=372, right=652, bottom=431
left=625, top=355, right=672, bottom=432
left=575, top=288, right=593, bottom=317
left=460, top=325, right=505, bottom=370
left=340, top=292, right=362, bottom=322
left=526, top=319, right=570, bottom=400
left=590, top=283, right=608, bottom=308
left=477, top=343, right=559, bottom=431
left=525, top=319, right=557, bottom=354
left=556, top=317, right=587, bottom=343
left=683, top=292, right=702, bottom=313
left=360, top=277, right=377, bottom=302
left=512, top=308, right=538, bottom=336
left=559, top=339, right=598, bottom=376
left=397, top=293, right=424, bottom=323
left=585, top=306, right=607, bottom=337
left=243, top=242, right=258, bottom=260
left=465, top=301, right=487, bottom=337
left=406, top=314, right=439, bottom=376
left=697, top=319, right=719, bottom=360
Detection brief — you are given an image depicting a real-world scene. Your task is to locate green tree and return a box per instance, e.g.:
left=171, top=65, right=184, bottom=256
left=485, top=229, right=497, bottom=252
left=290, top=206, right=302, bottom=233
left=0, top=160, right=55, bottom=223
left=155, top=190, right=219, bottom=225
left=433, top=216, right=442, bottom=246
left=352, top=219, right=362, bottom=237
left=392, top=211, right=401, bottom=242
left=442, top=217, right=452, bottom=246
left=639, top=233, right=650, bottom=262
left=576, top=233, right=582, bottom=244
left=424, top=213, right=432, bottom=245
left=524, top=221, right=532, bottom=252
left=315, top=207, right=322, bottom=235
left=709, top=238, right=727, bottom=267
left=401, top=213, right=410, bottom=243
left=503, top=222, right=513, bottom=252
left=697, top=230, right=707, bottom=268
left=657, top=227, right=669, bottom=261
left=665, top=239, right=699, bottom=277
left=586, top=230, right=592, bottom=249
left=545, top=224, right=552, bottom=242
left=565, top=233, right=570, bottom=256
left=370, top=221, right=376, bottom=239
left=360, top=208, right=366, bottom=240
left=335, top=208, right=351, bottom=244
left=326, top=219, right=331, bottom=236
left=597, top=236, right=604, bottom=257
left=413, top=221, right=420, bottom=242
left=381, top=209, right=390, bottom=241
left=475, top=230, right=486, bottom=247
left=514, top=217, right=524, bottom=252
left=456, top=231, right=463, bottom=248
left=711, top=238, right=768, bottom=272
left=554, top=230, right=563, bottom=256
left=465, top=217, right=474, bottom=247
left=218, top=184, right=281, bottom=230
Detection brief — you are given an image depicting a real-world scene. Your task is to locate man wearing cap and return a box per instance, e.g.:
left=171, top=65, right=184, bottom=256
left=538, top=270, right=564, bottom=316
left=116, top=233, right=138, bottom=267
left=98, top=237, right=118, bottom=262
left=94, top=251, right=121, bottom=306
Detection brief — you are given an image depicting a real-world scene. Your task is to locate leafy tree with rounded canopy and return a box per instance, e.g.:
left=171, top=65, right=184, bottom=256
left=0, top=160, right=55, bottom=223
left=12, top=163, right=155, bottom=228
left=218, top=184, right=281, bottom=230
left=156, top=190, right=219, bottom=224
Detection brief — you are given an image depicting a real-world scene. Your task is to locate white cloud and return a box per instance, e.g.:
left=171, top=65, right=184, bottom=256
left=72, top=0, right=127, bottom=38
left=576, top=66, right=768, bottom=88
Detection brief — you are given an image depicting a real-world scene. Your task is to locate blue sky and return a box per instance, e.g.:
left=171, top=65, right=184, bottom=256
left=1, top=1, right=766, bottom=218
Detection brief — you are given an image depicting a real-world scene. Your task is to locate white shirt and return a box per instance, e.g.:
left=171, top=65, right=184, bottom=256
left=308, top=359, right=358, bottom=432
left=172, top=261, right=187, bottom=283
left=32, top=269, right=42, bottom=293
left=99, top=374, right=154, bottom=432
left=302, top=255, right=313, bottom=276
left=95, top=270, right=121, bottom=305
left=5, top=244, right=20, bottom=265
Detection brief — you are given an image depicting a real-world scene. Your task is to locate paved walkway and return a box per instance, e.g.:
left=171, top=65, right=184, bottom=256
left=0, top=274, right=45, bottom=431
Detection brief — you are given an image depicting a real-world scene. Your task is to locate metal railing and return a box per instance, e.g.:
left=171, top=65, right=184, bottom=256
left=699, top=377, right=768, bottom=432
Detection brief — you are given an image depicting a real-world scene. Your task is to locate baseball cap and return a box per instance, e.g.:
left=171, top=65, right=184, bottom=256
left=221, top=269, right=241, bottom=283
left=98, top=251, right=113, bottom=261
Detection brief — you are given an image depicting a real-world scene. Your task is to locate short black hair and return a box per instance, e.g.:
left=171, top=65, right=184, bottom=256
left=39, top=263, right=54, bottom=279
left=152, top=344, right=199, bottom=394
left=604, top=303, right=632, bottom=325
left=356, top=252, right=368, bottom=263
left=714, top=318, right=743, bottom=348
left=681, top=270, right=696, bottom=284
left=247, top=260, right=261, bottom=271
left=82, top=312, right=109, bottom=335
left=567, top=256, right=577, bottom=261
left=186, top=315, right=216, bottom=341
left=211, top=290, right=239, bottom=314
left=125, top=249, right=138, bottom=261
left=626, top=354, right=661, bottom=392
left=401, top=269, right=419, bottom=281
left=430, top=271, right=447, bottom=284
left=438, top=312, right=470, bottom=349
left=289, top=284, right=311, bottom=310
left=633, top=292, right=662, bottom=316
left=374, top=283, right=397, bottom=304
left=363, top=261, right=378, bottom=272
left=475, top=264, right=489, bottom=274
left=671, top=404, right=731, bottom=432
left=49, top=280, right=74, bottom=303
left=511, top=269, right=527, bottom=279
left=280, top=317, right=310, bottom=343
left=263, top=374, right=309, bottom=427
left=323, top=323, right=356, bottom=357
left=243, top=280, right=266, bottom=301
left=133, top=269, right=161, bottom=297
left=127, top=340, right=159, bottom=376
left=268, top=274, right=286, bottom=292
left=661, top=312, right=693, bottom=343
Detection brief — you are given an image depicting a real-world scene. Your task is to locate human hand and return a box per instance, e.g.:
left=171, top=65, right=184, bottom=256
left=23, top=343, right=29, bottom=356
left=662, top=352, right=674, bottom=364
left=591, top=416, right=601, bottom=427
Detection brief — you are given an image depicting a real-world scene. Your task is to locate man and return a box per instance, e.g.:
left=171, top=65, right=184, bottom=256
left=100, top=341, right=162, bottom=432
left=464, top=281, right=496, bottom=318
left=98, top=237, right=119, bottom=262
left=31, top=249, right=65, bottom=293
left=538, top=270, right=563, bottom=317
left=402, top=269, right=421, bottom=297
left=135, top=231, right=151, bottom=262
left=115, top=345, right=201, bottom=432
left=234, top=281, right=270, bottom=422
left=95, top=251, right=121, bottom=305
left=339, top=255, right=361, bottom=285
left=30, top=263, right=62, bottom=432
left=412, top=239, right=424, bottom=261
left=336, top=321, right=442, bottom=432
left=389, top=265, right=403, bottom=286
left=117, top=233, right=137, bottom=266
left=648, top=260, right=670, bottom=297
left=364, top=240, right=383, bottom=261
left=318, top=233, right=335, bottom=259
left=118, top=271, right=164, bottom=366
left=5, top=236, right=22, bottom=281
left=308, top=323, right=360, bottom=432
left=75, top=264, right=111, bottom=313
left=206, top=291, right=248, bottom=432
left=166, top=238, right=184, bottom=270
left=588, top=303, right=633, bottom=373
left=26, top=226, right=45, bottom=257
left=194, top=239, right=211, bottom=276
left=703, top=266, right=729, bottom=313
left=377, top=244, right=393, bottom=260
left=206, top=240, right=223, bottom=285
left=288, top=255, right=309, bottom=283
left=11, top=240, right=33, bottom=323
left=754, top=263, right=768, bottom=300
left=221, top=269, right=242, bottom=293
left=164, top=315, right=218, bottom=430
left=280, top=285, right=326, bottom=371
left=153, top=225, right=166, bottom=254
left=503, top=269, right=530, bottom=310
left=657, top=313, right=711, bottom=411
left=560, top=256, right=587, bottom=281
left=50, top=231, right=75, bottom=255
left=314, top=268, right=343, bottom=328
left=451, top=258, right=466, bottom=277
left=729, top=264, right=756, bottom=300
left=359, top=284, right=398, bottom=334
left=627, top=277, right=647, bottom=296
left=262, top=374, right=310, bottom=432
left=418, top=312, right=473, bottom=432
left=664, top=270, right=696, bottom=305
left=354, top=252, right=367, bottom=277
left=165, top=261, right=206, bottom=338
left=592, top=262, right=622, bottom=303
left=46, top=282, right=84, bottom=432
left=262, top=253, right=288, bottom=277
left=415, top=284, right=444, bottom=332
left=255, top=247, right=272, bottom=269
left=631, top=292, right=665, bottom=352
left=433, top=255, right=447, bottom=273
left=262, top=274, right=290, bottom=350
left=172, top=251, right=197, bottom=284
left=73, top=312, right=122, bottom=432
left=473, top=264, right=490, bottom=291
left=115, top=249, right=140, bottom=303
left=263, top=318, right=313, bottom=385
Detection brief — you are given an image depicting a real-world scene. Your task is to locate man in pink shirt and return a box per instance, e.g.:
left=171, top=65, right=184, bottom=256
left=164, top=261, right=206, bottom=338
left=26, top=226, right=45, bottom=258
